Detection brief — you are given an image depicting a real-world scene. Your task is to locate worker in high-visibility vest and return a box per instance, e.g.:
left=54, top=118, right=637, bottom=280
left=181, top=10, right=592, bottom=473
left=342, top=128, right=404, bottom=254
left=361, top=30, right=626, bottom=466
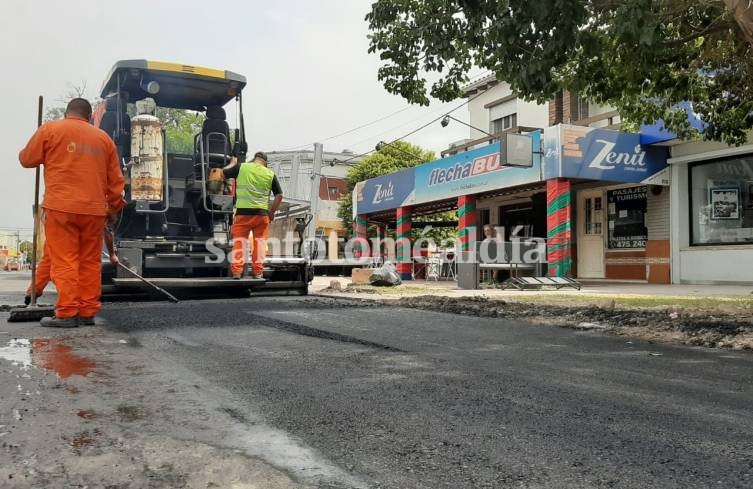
left=222, top=151, right=283, bottom=279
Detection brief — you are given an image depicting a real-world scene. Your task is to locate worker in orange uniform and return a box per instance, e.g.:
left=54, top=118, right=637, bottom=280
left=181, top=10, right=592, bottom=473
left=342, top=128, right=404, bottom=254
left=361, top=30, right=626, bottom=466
left=222, top=151, right=283, bottom=279
left=19, top=98, right=125, bottom=328
left=24, top=243, right=50, bottom=305
left=25, top=232, right=120, bottom=307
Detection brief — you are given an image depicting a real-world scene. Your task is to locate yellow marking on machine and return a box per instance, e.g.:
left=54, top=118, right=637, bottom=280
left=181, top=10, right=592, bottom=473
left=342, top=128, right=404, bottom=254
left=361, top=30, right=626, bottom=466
left=147, top=61, right=225, bottom=79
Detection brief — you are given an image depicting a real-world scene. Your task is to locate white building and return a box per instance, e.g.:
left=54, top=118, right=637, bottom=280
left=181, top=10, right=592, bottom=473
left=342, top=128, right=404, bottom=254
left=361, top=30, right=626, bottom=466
left=668, top=136, right=753, bottom=284
left=266, top=148, right=361, bottom=247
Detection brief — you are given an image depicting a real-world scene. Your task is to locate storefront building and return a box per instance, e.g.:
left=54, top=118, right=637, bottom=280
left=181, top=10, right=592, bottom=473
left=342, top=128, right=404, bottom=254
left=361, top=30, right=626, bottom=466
left=353, top=124, right=673, bottom=282
left=668, top=138, right=753, bottom=284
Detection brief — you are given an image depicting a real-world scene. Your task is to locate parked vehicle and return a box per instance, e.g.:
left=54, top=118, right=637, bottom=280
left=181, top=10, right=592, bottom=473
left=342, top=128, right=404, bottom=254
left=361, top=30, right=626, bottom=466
left=4, top=258, right=20, bottom=271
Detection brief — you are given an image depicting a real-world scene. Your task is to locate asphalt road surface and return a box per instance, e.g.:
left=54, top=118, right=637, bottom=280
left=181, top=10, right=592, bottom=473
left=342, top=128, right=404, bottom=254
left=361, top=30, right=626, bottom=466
left=100, top=296, right=753, bottom=489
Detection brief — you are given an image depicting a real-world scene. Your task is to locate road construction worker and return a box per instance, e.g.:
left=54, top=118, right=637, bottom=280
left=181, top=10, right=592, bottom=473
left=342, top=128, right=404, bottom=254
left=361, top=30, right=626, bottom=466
left=222, top=151, right=283, bottom=279
left=19, top=98, right=125, bottom=328
left=25, top=231, right=120, bottom=306
left=25, top=243, right=50, bottom=305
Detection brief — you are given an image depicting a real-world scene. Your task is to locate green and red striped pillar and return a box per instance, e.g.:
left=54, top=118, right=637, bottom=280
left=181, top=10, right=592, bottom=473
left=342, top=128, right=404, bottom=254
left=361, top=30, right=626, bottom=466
left=353, top=215, right=369, bottom=259
left=458, top=195, right=477, bottom=252
left=396, top=206, right=412, bottom=280
left=546, top=179, right=573, bottom=277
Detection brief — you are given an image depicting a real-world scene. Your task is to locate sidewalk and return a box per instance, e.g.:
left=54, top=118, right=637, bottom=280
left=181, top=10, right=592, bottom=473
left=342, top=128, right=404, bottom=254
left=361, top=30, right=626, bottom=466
left=312, top=275, right=753, bottom=351
left=312, top=275, right=753, bottom=302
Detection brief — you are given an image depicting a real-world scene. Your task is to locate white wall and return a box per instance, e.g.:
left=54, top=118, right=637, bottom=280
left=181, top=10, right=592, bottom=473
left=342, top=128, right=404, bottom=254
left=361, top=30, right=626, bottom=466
left=517, top=99, right=549, bottom=128
left=587, top=102, right=620, bottom=128
left=670, top=140, right=753, bottom=284
left=467, top=82, right=512, bottom=140
left=466, top=82, right=549, bottom=142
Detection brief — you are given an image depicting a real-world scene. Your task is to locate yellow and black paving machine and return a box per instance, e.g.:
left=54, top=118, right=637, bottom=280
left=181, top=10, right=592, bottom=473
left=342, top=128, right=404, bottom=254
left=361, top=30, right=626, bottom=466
left=96, top=60, right=312, bottom=295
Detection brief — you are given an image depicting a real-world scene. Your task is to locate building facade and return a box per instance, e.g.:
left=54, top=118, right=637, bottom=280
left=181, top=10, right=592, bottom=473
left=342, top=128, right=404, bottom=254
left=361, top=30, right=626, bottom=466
left=668, top=137, right=753, bottom=284
left=267, top=149, right=361, bottom=259
left=351, top=77, right=690, bottom=283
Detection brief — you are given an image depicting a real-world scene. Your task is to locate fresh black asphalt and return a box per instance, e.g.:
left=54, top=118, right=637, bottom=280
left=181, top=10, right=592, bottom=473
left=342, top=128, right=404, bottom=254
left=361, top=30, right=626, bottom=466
left=101, top=296, right=753, bottom=489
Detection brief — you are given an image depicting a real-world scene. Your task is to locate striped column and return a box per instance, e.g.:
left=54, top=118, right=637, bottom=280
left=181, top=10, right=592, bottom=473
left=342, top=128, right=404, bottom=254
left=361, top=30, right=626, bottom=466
left=458, top=195, right=477, bottom=252
left=396, top=207, right=412, bottom=280
left=353, top=215, right=369, bottom=259
left=546, top=178, right=573, bottom=277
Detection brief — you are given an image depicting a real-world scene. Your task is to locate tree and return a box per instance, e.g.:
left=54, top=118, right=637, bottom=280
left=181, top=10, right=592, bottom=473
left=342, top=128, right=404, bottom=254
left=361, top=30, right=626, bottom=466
left=156, top=108, right=206, bottom=154
left=723, top=0, right=753, bottom=46
left=366, top=0, right=753, bottom=145
left=338, top=141, right=457, bottom=243
left=44, top=82, right=92, bottom=121
left=19, top=241, right=33, bottom=255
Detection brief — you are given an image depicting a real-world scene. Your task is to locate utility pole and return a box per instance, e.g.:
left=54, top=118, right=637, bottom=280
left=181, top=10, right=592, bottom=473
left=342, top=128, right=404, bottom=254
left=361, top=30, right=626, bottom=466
left=308, top=143, right=323, bottom=243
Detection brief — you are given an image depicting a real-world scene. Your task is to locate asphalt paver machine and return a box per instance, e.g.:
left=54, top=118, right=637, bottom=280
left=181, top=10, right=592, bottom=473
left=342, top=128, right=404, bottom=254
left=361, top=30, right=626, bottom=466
left=95, top=60, right=312, bottom=295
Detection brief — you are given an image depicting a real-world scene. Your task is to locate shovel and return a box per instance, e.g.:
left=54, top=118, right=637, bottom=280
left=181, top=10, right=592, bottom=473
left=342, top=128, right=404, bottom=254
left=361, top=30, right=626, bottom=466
left=8, top=96, right=55, bottom=322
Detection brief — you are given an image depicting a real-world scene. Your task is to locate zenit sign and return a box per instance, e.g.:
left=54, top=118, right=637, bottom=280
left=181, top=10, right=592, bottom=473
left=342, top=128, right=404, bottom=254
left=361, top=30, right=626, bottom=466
left=545, top=125, right=668, bottom=183
left=356, top=167, right=416, bottom=214
left=586, top=140, right=647, bottom=171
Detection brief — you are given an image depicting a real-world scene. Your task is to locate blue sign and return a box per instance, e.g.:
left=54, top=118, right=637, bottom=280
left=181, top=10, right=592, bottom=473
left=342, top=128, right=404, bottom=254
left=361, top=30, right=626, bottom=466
left=355, top=168, right=415, bottom=214
left=414, top=134, right=542, bottom=204
left=640, top=102, right=706, bottom=145
left=544, top=125, right=667, bottom=183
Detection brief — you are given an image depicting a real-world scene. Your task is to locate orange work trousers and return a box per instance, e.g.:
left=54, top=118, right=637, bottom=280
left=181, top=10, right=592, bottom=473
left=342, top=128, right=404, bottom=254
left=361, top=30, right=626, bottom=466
left=26, top=242, right=52, bottom=296
left=44, top=209, right=106, bottom=318
left=230, top=214, right=269, bottom=276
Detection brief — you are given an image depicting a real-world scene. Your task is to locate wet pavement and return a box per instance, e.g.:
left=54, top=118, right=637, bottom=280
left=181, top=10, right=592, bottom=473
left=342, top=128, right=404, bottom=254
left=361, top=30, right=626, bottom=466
left=98, top=296, right=753, bottom=489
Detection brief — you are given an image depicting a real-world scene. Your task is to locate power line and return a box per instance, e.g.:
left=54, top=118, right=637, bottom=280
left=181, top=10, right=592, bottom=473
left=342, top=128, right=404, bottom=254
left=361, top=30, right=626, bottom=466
left=338, top=96, right=484, bottom=163
left=338, top=88, right=490, bottom=164
left=279, top=105, right=417, bottom=151
left=343, top=99, right=460, bottom=150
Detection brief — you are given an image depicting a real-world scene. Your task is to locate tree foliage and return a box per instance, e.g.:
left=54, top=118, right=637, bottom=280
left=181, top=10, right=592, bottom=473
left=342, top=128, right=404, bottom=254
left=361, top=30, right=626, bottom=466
left=337, top=141, right=457, bottom=243
left=19, top=241, right=33, bottom=255
left=44, top=83, right=206, bottom=155
left=156, top=108, right=205, bottom=154
left=366, top=0, right=753, bottom=145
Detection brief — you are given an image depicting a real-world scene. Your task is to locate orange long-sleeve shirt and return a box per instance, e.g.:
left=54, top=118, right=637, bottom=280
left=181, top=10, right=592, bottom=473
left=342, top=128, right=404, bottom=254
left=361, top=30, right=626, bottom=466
left=19, top=116, right=125, bottom=216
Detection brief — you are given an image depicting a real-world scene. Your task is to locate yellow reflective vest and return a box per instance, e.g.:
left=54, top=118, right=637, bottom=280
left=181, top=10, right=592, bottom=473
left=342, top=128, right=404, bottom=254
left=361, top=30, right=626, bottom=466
left=235, top=163, right=274, bottom=211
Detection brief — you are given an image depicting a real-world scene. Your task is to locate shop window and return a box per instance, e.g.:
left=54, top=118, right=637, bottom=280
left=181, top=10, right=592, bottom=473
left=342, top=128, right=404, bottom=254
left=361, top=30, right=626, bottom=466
left=490, top=113, right=517, bottom=134
left=607, top=186, right=647, bottom=249
left=690, top=156, right=753, bottom=245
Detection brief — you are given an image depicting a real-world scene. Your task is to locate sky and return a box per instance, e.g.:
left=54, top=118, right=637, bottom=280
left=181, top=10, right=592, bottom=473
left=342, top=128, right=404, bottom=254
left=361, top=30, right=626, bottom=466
left=0, top=0, right=475, bottom=230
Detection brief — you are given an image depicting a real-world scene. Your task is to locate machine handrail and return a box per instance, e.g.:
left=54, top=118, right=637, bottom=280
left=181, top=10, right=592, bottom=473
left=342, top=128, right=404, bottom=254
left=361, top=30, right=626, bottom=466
left=198, top=132, right=233, bottom=215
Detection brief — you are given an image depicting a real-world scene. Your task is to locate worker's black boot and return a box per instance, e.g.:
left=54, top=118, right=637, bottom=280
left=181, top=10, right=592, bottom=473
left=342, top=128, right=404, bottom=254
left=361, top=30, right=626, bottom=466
left=77, top=316, right=96, bottom=326
left=40, top=316, right=78, bottom=328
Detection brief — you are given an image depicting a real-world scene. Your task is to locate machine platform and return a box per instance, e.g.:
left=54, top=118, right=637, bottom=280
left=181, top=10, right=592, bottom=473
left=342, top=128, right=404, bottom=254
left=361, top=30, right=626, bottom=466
left=112, top=277, right=266, bottom=288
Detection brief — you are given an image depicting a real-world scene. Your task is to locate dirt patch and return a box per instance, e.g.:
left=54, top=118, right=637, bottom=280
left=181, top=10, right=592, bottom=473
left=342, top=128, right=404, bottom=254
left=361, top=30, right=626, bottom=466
left=116, top=404, right=148, bottom=422
left=387, top=295, right=753, bottom=351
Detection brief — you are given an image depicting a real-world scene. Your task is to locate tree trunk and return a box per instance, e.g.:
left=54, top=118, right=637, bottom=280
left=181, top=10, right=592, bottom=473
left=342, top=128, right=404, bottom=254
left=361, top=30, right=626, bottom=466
left=723, top=0, right=753, bottom=46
